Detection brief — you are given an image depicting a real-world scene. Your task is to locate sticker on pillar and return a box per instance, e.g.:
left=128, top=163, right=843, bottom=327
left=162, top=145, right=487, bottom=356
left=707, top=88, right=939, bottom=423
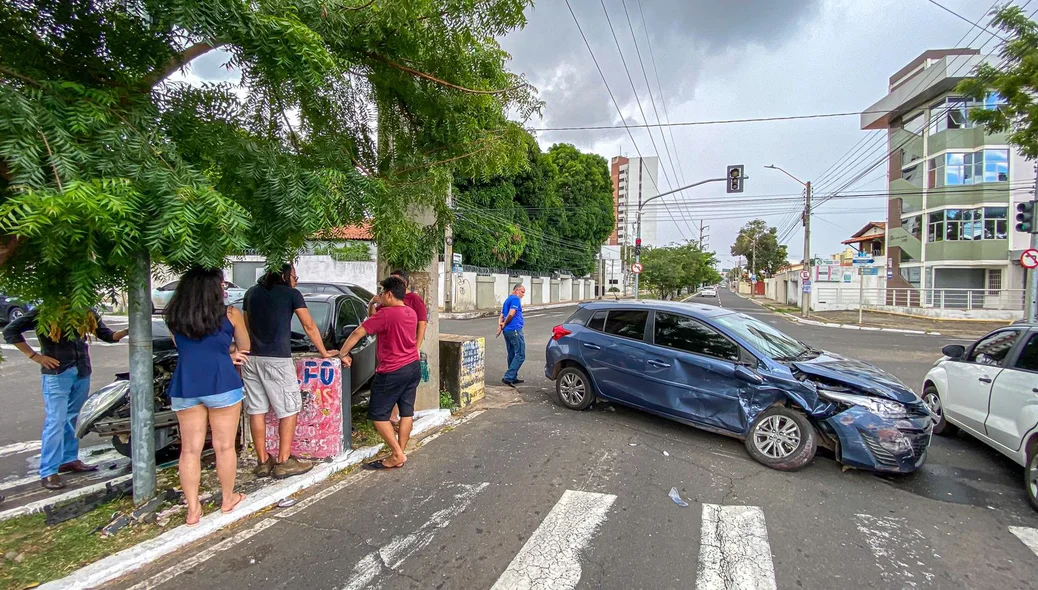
left=264, top=357, right=344, bottom=460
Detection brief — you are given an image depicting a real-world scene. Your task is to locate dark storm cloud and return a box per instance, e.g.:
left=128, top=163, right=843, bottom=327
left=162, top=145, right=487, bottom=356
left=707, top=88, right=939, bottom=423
left=501, top=0, right=821, bottom=144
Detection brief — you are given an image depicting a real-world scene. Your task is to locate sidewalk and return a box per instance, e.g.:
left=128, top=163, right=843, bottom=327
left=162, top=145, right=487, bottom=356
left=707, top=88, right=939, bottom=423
left=1, top=408, right=460, bottom=590
left=440, top=297, right=620, bottom=320
left=746, top=296, right=1009, bottom=338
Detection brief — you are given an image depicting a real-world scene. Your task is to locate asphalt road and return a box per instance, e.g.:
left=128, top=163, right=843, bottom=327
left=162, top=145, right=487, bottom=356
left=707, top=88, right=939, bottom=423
left=95, top=292, right=1038, bottom=590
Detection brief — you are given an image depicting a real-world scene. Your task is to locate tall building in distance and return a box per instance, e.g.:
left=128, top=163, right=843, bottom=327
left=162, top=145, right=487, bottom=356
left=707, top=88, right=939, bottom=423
left=862, top=48, right=1031, bottom=297
left=609, top=155, right=659, bottom=247
left=599, top=155, right=660, bottom=293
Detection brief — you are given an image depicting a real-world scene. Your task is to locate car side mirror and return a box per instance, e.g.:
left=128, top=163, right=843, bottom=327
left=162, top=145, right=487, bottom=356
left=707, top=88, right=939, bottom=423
left=339, top=324, right=359, bottom=339
left=941, top=344, right=966, bottom=359
left=734, top=365, right=764, bottom=385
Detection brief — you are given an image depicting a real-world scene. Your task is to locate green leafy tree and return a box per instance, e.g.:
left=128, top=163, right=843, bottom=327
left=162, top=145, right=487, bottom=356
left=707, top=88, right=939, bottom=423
left=731, top=220, right=788, bottom=280
left=544, top=143, right=614, bottom=275
left=0, top=0, right=539, bottom=336
left=640, top=242, right=720, bottom=300
left=958, top=6, right=1038, bottom=158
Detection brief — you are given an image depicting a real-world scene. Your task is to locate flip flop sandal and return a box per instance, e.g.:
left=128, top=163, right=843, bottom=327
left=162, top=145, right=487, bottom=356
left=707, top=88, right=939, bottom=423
left=221, top=492, right=247, bottom=514
left=363, top=459, right=404, bottom=470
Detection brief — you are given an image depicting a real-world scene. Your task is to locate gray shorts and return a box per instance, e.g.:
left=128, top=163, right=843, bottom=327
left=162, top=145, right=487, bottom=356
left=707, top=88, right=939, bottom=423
left=241, top=357, right=301, bottom=418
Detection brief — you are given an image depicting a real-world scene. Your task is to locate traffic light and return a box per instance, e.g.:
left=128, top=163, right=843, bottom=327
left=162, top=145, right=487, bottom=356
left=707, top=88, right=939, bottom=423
left=727, top=165, right=744, bottom=194
left=1016, top=200, right=1037, bottom=234
left=634, top=237, right=642, bottom=256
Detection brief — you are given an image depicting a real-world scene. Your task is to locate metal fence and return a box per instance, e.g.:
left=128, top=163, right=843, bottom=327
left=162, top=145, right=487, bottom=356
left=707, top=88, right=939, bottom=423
left=813, top=287, right=1027, bottom=311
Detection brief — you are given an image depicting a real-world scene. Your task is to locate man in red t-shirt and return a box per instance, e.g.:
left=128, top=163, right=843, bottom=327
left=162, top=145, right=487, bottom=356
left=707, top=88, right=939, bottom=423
left=342, top=276, right=419, bottom=469
left=368, top=270, right=428, bottom=425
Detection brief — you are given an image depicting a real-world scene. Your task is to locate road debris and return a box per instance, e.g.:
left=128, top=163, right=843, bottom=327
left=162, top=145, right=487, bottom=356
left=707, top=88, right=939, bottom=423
left=668, top=487, right=688, bottom=507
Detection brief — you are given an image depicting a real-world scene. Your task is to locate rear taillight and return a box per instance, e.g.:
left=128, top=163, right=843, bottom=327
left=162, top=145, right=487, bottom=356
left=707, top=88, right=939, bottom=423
left=552, top=325, right=572, bottom=341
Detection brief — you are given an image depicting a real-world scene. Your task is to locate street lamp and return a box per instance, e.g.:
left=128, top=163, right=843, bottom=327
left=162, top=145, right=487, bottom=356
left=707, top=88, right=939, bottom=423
left=764, top=165, right=812, bottom=318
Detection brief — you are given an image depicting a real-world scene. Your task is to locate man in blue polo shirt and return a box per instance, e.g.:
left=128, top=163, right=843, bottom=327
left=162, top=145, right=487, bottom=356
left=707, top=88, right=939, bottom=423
left=497, top=283, right=526, bottom=386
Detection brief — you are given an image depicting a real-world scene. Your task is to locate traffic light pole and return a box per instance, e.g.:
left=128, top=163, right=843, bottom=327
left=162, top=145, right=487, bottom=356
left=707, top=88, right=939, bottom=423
left=1028, top=167, right=1038, bottom=323
left=634, top=177, right=728, bottom=299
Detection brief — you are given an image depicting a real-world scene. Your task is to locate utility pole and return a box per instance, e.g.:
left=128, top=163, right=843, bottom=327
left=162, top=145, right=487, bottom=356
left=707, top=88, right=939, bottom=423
left=128, top=252, right=155, bottom=502
left=635, top=176, right=730, bottom=299
left=750, top=234, right=758, bottom=299
left=765, top=165, right=811, bottom=317
left=443, top=184, right=454, bottom=313
left=801, top=179, right=809, bottom=317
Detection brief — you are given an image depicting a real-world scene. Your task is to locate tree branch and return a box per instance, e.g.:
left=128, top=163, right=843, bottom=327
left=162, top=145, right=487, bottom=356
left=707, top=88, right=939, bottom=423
left=38, top=132, right=63, bottom=192
left=367, top=53, right=527, bottom=95
left=143, top=41, right=226, bottom=88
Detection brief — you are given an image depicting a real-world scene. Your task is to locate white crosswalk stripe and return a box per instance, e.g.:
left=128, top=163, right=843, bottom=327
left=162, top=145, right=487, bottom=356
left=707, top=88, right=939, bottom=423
left=854, top=513, right=937, bottom=588
left=1010, top=526, right=1038, bottom=558
left=696, top=504, right=777, bottom=590
left=491, top=490, right=616, bottom=590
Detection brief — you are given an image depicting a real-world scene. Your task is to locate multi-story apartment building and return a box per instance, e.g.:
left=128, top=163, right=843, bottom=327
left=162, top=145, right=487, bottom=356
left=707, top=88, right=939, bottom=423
left=862, top=48, right=1031, bottom=299
left=602, top=155, right=660, bottom=292
left=608, top=155, right=659, bottom=248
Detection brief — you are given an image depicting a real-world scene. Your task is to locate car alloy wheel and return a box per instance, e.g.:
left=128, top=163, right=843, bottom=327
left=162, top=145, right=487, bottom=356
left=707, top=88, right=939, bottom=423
left=8, top=307, right=23, bottom=322
left=559, top=372, right=585, bottom=406
left=923, top=391, right=942, bottom=419
left=752, top=415, right=801, bottom=459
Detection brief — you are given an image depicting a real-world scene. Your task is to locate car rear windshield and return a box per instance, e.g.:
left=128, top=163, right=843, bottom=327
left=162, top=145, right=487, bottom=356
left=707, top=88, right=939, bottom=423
left=291, top=301, right=330, bottom=336
left=564, top=305, right=594, bottom=326
left=712, top=312, right=809, bottom=360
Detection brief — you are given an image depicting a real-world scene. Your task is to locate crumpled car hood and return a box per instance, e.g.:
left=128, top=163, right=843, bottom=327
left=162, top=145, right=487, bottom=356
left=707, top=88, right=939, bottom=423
left=792, top=352, right=919, bottom=404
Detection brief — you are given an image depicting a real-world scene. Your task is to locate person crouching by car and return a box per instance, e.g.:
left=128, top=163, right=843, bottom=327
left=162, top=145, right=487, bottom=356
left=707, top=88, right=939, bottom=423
left=4, top=308, right=127, bottom=490
left=341, top=276, right=419, bottom=470
left=164, top=268, right=251, bottom=526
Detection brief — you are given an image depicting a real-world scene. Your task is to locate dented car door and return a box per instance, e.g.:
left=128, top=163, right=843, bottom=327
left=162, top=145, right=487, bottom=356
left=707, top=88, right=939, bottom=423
left=643, top=311, right=752, bottom=432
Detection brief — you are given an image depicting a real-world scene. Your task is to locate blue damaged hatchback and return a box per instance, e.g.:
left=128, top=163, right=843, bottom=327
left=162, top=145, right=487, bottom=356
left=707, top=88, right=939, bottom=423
left=545, top=300, right=934, bottom=473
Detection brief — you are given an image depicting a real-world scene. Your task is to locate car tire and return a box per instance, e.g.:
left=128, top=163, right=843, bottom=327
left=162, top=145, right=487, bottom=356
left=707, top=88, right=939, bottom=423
left=555, top=365, right=594, bottom=411
left=923, top=384, right=957, bottom=436
left=745, top=407, right=817, bottom=471
left=1026, top=442, right=1038, bottom=513
left=8, top=307, right=24, bottom=322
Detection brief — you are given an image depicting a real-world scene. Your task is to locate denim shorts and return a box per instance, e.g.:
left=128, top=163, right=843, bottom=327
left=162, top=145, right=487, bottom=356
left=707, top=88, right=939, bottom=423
left=170, top=388, right=245, bottom=411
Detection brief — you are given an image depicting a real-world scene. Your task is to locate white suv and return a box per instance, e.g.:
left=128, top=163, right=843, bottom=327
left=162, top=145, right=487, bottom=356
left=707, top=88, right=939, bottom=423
left=922, top=325, right=1038, bottom=511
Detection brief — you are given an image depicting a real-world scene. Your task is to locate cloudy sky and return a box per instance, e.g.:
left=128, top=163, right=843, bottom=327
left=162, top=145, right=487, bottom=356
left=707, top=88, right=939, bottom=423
left=177, top=0, right=1010, bottom=270
left=498, top=0, right=1009, bottom=269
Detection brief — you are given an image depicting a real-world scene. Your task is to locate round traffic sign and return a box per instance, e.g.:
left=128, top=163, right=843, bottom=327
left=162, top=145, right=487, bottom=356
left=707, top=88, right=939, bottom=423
left=1022, top=248, right=1038, bottom=269
left=632, top=262, right=644, bottom=274
left=799, top=270, right=811, bottom=281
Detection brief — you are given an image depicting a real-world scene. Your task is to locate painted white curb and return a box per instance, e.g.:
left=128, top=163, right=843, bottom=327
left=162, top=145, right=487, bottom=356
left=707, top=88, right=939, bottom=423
left=37, top=409, right=454, bottom=590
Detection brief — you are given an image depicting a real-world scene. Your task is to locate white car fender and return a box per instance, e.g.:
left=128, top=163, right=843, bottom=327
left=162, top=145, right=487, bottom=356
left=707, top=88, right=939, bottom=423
left=923, top=361, right=952, bottom=415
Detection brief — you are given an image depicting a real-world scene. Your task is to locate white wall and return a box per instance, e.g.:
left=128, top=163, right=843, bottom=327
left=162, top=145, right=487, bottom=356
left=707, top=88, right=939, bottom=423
left=294, top=257, right=377, bottom=294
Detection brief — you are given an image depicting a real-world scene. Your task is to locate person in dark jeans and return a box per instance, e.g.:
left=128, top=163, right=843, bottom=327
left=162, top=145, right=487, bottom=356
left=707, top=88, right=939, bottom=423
left=341, top=276, right=419, bottom=470
left=4, top=309, right=127, bottom=490
left=497, top=283, right=526, bottom=385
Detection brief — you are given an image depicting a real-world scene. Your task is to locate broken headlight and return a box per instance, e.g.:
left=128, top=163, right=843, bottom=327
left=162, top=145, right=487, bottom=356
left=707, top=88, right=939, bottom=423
left=817, top=388, right=910, bottom=419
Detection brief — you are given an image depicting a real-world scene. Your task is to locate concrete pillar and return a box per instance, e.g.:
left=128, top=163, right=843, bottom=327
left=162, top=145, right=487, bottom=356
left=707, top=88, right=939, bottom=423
left=376, top=209, right=440, bottom=413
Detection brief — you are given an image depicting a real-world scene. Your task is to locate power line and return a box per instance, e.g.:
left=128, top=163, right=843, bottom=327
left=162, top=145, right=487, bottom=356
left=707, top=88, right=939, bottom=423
left=927, top=0, right=1008, bottom=42
left=597, top=0, right=693, bottom=241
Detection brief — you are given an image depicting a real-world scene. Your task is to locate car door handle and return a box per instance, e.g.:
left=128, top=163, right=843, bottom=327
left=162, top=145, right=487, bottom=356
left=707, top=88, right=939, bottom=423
left=979, top=377, right=992, bottom=383
left=583, top=343, right=601, bottom=350
left=648, top=359, right=671, bottom=368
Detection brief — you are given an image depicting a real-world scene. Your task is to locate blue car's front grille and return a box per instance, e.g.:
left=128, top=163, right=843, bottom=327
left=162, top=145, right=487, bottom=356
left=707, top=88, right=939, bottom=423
left=859, top=431, right=899, bottom=467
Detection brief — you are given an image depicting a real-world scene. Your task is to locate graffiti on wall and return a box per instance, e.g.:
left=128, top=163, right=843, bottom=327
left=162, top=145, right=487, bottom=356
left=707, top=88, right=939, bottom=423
left=458, top=338, right=486, bottom=407
left=264, top=358, right=343, bottom=459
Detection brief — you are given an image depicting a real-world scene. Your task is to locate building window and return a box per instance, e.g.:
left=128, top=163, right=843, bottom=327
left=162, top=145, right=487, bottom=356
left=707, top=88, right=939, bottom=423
left=900, top=266, right=921, bottom=287
left=902, top=163, right=923, bottom=188
left=902, top=214, right=923, bottom=240
left=987, top=269, right=1002, bottom=295
left=928, top=210, right=944, bottom=242
left=928, top=149, right=1010, bottom=187
left=928, top=94, right=1006, bottom=136
left=926, top=207, right=1008, bottom=242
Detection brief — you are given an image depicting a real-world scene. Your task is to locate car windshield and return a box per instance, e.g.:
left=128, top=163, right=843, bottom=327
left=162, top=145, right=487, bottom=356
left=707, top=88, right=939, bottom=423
left=349, top=285, right=376, bottom=302
left=712, top=312, right=811, bottom=361
left=291, top=302, right=330, bottom=337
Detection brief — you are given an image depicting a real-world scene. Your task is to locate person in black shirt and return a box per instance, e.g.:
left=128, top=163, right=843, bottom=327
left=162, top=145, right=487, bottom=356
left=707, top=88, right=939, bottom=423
left=3, top=309, right=127, bottom=490
left=241, top=264, right=336, bottom=479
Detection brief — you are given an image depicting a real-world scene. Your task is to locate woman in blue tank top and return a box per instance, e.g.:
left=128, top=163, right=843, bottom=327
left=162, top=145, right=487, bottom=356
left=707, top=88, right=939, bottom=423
left=164, top=268, right=251, bottom=526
